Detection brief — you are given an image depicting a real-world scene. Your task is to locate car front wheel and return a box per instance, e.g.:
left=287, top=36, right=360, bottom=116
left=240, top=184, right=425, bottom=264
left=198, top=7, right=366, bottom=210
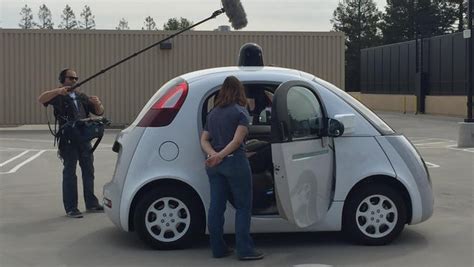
left=133, top=187, right=205, bottom=249
left=343, top=184, right=407, bottom=245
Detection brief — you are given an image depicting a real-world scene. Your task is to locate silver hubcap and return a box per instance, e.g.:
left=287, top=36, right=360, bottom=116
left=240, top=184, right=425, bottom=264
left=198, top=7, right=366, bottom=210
left=145, top=197, right=191, bottom=242
left=356, top=194, right=398, bottom=238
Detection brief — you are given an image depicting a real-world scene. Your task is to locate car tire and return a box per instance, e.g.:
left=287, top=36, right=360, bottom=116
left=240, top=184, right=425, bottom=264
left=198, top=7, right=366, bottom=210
left=343, top=183, right=407, bottom=245
left=133, top=186, right=205, bottom=250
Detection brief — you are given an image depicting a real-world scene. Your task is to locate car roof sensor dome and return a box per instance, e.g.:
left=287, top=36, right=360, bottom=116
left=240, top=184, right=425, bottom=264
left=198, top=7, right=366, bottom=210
left=238, top=43, right=264, bottom=67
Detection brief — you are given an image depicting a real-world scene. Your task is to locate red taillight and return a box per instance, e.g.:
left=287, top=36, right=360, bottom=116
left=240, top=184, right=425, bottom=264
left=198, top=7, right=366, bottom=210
left=138, top=82, right=188, bottom=127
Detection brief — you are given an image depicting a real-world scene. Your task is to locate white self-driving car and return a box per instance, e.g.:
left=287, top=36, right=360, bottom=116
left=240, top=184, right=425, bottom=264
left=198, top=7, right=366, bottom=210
left=103, top=66, right=433, bottom=249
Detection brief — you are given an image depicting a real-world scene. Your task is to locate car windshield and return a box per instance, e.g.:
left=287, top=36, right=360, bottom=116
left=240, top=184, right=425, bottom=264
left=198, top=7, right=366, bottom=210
left=313, top=78, right=395, bottom=135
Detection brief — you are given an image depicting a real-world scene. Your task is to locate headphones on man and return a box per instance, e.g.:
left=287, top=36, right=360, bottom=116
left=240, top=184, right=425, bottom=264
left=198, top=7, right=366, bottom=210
left=58, top=68, right=70, bottom=84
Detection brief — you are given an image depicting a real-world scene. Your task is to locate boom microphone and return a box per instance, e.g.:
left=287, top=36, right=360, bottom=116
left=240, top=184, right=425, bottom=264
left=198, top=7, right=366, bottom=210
left=221, top=0, right=248, bottom=30
left=68, top=1, right=248, bottom=90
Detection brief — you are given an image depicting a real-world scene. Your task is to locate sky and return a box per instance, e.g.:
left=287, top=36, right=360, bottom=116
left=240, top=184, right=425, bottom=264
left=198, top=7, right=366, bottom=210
left=1, top=0, right=387, bottom=31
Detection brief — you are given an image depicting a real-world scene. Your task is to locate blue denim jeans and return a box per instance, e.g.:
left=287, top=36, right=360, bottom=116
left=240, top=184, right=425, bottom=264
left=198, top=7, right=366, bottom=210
left=206, top=151, right=256, bottom=258
left=59, top=141, right=99, bottom=213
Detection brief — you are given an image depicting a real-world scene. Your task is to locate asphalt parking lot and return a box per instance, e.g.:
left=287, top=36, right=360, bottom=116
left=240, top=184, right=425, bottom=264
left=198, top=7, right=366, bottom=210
left=0, top=112, right=473, bottom=267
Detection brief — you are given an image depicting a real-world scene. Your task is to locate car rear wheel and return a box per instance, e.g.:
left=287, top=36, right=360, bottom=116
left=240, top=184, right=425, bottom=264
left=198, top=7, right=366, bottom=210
left=343, top=184, right=407, bottom=245
left=133, top=187, right=205, bottom=249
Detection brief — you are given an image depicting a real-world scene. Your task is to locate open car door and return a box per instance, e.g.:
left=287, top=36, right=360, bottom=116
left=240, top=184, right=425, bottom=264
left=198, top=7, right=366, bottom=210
left=271, top=80, right=334, bottom=228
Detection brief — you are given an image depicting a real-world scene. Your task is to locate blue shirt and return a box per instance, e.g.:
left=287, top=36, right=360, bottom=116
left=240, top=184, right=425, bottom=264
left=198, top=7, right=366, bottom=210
left=204, top=104, right=250, bottom=153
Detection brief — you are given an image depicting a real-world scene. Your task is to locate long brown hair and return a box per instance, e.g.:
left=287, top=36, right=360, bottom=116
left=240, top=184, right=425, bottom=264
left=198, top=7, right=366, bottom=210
left=214, top=76, right=248, bottom=108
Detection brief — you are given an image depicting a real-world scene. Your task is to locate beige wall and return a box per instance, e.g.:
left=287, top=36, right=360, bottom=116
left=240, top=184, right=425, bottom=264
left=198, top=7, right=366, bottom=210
left=425, top=96, right=467, bottom=117
left=348, top=93, right=417, bottom=114
left=348, top=92, right=467, bottom=117
left=0, top=29, right=345, bottom=125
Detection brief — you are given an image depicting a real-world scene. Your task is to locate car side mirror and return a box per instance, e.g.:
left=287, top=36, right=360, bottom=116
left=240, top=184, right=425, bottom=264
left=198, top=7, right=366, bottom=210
left=326, top=118, right=344, bottom=137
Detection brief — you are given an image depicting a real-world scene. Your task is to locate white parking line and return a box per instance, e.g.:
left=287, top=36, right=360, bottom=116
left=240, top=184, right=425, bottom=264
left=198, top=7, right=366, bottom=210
left=425, top=161, right=440, bottom=168
left=447, top=146, right=474, bottom=153
left=0, top=138, right=112, bottom=147
left=0, top=138, right=52, bottom=143
left=0, top=150, right=31, bottom=167
left=415, top=141, right=453, bottom=146
left=0, top=150, right=46, bottom=174
left=411, top=138, right=443, bottom=143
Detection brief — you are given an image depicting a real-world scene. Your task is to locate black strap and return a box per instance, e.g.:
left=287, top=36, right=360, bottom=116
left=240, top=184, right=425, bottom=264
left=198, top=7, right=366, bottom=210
left=46, top=107, right=60, bottom=147
left=90, top=135, right=103, bottom=153
left=46, top=107, right=57, bottom=137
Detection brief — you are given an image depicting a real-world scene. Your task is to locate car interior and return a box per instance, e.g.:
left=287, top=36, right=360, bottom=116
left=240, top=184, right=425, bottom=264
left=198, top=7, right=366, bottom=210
left=202, top=83, right=280, bottom=215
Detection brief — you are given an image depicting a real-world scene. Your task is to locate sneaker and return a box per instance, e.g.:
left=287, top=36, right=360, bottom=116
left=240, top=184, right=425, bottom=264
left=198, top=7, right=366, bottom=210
left=214, top=247, right=234, bottom=258
left=238, top=251, right=264, bottom=261
left=66, top=210, right=83, bottom=218
left=86, top=205, right=104, bottom=213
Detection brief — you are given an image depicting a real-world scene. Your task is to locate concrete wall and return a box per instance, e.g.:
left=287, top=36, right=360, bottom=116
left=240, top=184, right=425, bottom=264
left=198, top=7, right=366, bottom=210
left=0, top=29, right=345, bottom=125
left=425, top=96, right=467, bottom=117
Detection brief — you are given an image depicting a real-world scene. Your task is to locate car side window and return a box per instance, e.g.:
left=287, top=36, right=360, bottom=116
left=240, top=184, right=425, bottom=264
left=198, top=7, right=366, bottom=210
left=202, top=85, right=276, bottom=128
left=286, top=86, right=323, bottom=139
left=251, top=90, right=273, bottom=125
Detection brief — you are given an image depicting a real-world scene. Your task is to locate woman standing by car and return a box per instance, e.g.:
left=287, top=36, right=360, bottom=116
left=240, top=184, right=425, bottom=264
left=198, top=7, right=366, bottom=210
left=200, top=76, right=264, bottom=261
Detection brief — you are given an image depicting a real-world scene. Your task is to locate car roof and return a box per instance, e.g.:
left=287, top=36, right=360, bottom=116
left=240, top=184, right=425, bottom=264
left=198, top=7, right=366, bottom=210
left=180, top=66, right=313, bottom=84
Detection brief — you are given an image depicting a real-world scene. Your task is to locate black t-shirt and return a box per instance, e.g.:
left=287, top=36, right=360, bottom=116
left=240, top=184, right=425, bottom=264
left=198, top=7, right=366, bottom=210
left=44, top=92, right=97, bottom=125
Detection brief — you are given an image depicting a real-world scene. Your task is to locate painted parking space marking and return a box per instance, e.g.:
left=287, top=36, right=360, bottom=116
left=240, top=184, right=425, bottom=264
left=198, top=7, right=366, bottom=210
left=410, top=138, right=456, bottom=148
left=0, top=146, right=113, bottom=175
left=0, top=138, right=53, bottom=143
left=0, top=138, right=113, bottom=148
left=425, top=161, right=440, bottom=168
left=0, top=150, right=46, bottom=174
left=411, top=138, right=444, bottom=143
left=408, top=137, right=474, bottom=153
left=0, top=150, right=31, bottom=167
left=446, top=145, right=474, bottom=153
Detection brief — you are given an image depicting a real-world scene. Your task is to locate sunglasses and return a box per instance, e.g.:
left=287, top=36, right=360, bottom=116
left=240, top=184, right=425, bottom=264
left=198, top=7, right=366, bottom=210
left=66, top=76, right=79, bottom=81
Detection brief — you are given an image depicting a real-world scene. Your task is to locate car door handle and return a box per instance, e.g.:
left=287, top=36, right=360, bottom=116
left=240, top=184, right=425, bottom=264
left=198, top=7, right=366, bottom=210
left=292, top=150, right=329, bottom=160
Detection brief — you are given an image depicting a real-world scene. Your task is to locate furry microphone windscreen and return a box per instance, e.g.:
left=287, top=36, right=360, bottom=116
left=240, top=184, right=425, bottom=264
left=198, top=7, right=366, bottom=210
left=221, top=0, right=248, bottom=30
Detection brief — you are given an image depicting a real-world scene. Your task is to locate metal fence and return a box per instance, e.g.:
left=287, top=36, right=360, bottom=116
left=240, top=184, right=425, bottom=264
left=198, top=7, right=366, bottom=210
left=0, top=29, right=344, bottom=125
left=360, top=32, right=469, bottom=96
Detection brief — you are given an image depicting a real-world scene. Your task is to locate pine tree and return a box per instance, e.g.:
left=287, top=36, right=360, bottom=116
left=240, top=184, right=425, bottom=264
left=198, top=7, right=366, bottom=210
left=179, top=17, right=192, bottom=29
left=35, top=4, right=54, bottom=29
left=163, top=17, right=193, bottom=31
left=163, top=18, right=180, bottom=30
left=448, top=0, right=467, bottom=31
left=380, top=0, right=414, bottom=43
left=331, top=0, right=382, bottom=91
left=59, top=5, right=78, bottom=30
left=381, top=0, right=457, bottom=42
left=142, top=16, right=157, bottom=30
left=432, top=0, right=457, bottom=34
left=80, top=5, right=95, bottom=29
left=19, top=4, right=35, bottom=29
left=116, top=18, right=130, bottom=30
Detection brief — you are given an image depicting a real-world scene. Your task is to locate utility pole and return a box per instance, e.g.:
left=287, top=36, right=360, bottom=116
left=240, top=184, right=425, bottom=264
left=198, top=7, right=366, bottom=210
left=466, top=0, right=473, bottom=122
left=458, top=0, right=474, bottom=147
left=414, top=0, right=426, bottom=114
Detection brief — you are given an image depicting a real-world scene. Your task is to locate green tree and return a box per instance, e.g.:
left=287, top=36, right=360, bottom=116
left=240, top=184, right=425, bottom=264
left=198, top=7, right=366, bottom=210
left=380, top=0, right=414, bottom=43
left=59, top=5, right=78, bottom=29
left=417, top=0, right=456, bottom=35
left=19, top=4, right=35, bottom=29
left=80, top=5, right=95, bottom=29
left=163, top=17, right=193, bottom=30
left=142, top=16, right=157, bottom=30
left=381, top=0, right=457, bottom=43
left=116, top=18, right=130, bottom=30
left=35, top=4, right=53, bottom=29
left=331, top=0, right=381, bottom=91
left=449, top=0, right=467, bottom=31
